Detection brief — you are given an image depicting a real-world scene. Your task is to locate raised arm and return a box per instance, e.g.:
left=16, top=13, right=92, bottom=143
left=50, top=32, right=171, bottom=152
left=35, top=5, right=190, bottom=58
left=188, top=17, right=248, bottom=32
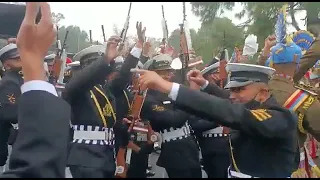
left=201, top=81, right=230, bottom=99
left=109, top=46, right=141, bottom=96
left=173, top=85, right=296, bottom=138
left=293, top=38, right=320, bottom=82
left=63, top=57, right=114, bottom=101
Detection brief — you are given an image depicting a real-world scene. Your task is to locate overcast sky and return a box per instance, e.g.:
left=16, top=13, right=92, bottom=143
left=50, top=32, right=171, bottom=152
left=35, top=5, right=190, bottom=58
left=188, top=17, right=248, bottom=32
left=49, top=2, right=306, bottom=42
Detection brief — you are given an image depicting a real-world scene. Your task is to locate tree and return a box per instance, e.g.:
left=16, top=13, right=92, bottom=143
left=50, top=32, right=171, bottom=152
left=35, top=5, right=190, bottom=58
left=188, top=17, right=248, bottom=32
left=57, top=25, right=91, bottom=53
left=168, top=17, right=244, bottom=64
left=168, top=28, right=197, bottom=53
left=190, top=2, right=320, bottom=49
left=190, top=2, right=236, bottom=23
left=194, top=17, right=245, bottom=63
left=51, top=12, right=65, bottom=27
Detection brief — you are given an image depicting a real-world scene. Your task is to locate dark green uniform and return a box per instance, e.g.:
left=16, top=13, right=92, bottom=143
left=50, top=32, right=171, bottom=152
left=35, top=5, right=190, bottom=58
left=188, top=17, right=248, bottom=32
left=0, top=44, right=23, bottom=168
left=63, top=45, right=140, bottom=178
left=168, top=63, right=297, bottom=177
left=141, top=54, right=202, bottom=178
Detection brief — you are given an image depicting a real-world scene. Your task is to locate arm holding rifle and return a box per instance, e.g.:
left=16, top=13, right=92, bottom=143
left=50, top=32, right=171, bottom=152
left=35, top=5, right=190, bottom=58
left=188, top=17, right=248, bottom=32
left=63, top=40, right=118, bottom=101
left=109, top=22, right=146, bottom=96
left=140, top=42, right=151, bottom=64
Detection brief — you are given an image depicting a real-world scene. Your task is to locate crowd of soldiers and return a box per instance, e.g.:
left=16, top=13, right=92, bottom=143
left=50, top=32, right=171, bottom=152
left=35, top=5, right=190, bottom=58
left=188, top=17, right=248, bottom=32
left=1, top=2, right=320, bottom=178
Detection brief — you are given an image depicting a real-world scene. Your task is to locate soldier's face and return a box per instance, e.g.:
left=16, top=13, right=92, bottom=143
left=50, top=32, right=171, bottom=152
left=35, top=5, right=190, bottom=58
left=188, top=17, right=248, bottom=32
left=229, top=83, right=267, bottom=104
left=4, top=58, right=21, bottom=70
left=156, top=69, right=174, bottom=81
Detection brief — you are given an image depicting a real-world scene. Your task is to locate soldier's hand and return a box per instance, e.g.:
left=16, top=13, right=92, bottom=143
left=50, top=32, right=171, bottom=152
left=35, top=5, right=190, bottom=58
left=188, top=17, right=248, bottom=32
left=17, top=2, right=56, bottom=82
left=263, top=35, right=276, bottom=56
left=142, top=41, right=151, bottom=57
left=105, top=36, right=121, bottom=63
left=187, top=69, right=206, bottom=87
left=136, top=22, right=146, bottom=43
left=131, top=68, right=173, bottom=94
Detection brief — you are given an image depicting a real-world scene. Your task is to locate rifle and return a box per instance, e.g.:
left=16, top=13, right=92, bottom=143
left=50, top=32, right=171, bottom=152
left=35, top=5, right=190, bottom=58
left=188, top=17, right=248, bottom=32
left=101, top=25, right=106, bottom=42
left=179, top=2, right=192, bottom=84
left=115, top=73, right=157, bottom=178
left=160, top=5, right=169, bottom=54
left=118, top=2, right=132, bottom=52
left=219, top=31, right=228, bottom=89
left=50, top=29, right=69, bottom=85
left=89, top=30, right=93, bottom=44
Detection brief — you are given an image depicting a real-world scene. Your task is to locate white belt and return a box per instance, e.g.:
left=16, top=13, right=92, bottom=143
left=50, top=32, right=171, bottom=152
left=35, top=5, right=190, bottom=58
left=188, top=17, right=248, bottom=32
left=73, top=130, right=113, bottom=141
left=11, top=123, right=18, bottom=130
left=72, top=125, right=114, bottom=145
left=202, top=127, right=228, bottom=138
left=160, top=124, right=191, bottom=143
left=227, top=167, right=291, bottom=178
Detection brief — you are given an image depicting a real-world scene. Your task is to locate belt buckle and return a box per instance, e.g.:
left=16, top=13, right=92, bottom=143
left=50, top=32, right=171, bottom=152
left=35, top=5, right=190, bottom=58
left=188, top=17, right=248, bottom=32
left=136, top=132, right=147, bottom=142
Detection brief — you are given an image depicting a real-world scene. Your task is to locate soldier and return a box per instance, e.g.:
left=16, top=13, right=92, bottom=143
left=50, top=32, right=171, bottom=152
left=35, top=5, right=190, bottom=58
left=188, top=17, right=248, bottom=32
left=188, top=62, right=230, bottom=178
left=140, top=54, right=202, bottom=178
left=265, top=29, right=320, bottom=177
left=293, top=15, right=320, bottom=82
left=135, top=63, right=298, bottom=178
left=1, top=2, right=71, bottom=177
left=112, top=59, right=155, bottom=178
left=63, top=61, right=81, bottom=84
left=0, top=43, right=24, bottom=171
left=64, top=34, right=143, bottom=178
left=44, top=53, right=55, bottom=73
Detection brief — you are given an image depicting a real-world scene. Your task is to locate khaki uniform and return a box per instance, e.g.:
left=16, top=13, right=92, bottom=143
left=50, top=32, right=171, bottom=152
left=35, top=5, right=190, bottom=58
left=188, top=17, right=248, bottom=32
left=269, top=76, right=320, bottom=144
left=293, top=37, right=320, bottom=83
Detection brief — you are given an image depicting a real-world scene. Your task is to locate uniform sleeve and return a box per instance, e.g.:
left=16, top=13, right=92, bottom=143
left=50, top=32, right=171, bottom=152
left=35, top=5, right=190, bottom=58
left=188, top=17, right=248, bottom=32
left=201, top=82, right=230, bottom=99
left=63, top=57, right=114, bottom=101
left=174, top=85, right=296, bottom=138
left=1, top=90, right=71, bottom=178
left=293, top=38, right=320, bottom=82
left=0, top=80, right=21, bottom=124
left=109, top=48, right=141, bottom=96
left=188, top=117, right=218, bottom=133
left=140, top=55, right=149, bottom=64
left=141, top=95, right=190, bottom=128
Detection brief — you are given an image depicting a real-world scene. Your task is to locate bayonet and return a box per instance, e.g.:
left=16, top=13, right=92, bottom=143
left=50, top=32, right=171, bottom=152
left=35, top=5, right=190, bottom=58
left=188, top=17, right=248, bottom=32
left=101, top=25, right=106, bottom=42
left=89, top=30, right=93, bottom=44
left=118, top=2, right=132, bottom=51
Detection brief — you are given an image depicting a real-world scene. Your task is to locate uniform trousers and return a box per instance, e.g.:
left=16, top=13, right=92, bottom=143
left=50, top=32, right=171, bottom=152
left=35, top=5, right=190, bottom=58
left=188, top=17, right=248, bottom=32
left=69, top=165, right=115, bottom=178
left=202, top=152, right=229, bottom=178
left=165, top=167, right=202, bottom=178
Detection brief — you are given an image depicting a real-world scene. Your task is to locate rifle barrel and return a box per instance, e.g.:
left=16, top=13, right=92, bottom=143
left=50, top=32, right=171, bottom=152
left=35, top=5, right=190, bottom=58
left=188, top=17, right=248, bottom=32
left=162, top=5, right=164, bottom=18
left=101, top=25, right=106, bottom=42
left=128, top=2, right=132, bottom=16
left=89, top=30, right=92, bottom=44
left=60, top=31, right=69, bottom=57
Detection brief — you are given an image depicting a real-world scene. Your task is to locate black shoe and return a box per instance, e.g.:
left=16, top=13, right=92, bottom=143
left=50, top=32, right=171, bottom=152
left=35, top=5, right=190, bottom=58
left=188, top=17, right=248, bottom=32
left=147, top=164, right=152, bottom=170
left=146, top=170, right=156, bottom=177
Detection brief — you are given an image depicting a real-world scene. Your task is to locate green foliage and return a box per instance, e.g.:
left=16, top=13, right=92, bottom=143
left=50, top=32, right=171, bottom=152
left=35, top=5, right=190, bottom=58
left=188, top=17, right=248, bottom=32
left=190, top=2, right=320, bottom=51
left=190, top=2, right=235, bottom=23
left=168, top=17, right=244, bottom=64
left=57, top=25, right=91, bottom=53
left=51, top=12, right=65, bottom=26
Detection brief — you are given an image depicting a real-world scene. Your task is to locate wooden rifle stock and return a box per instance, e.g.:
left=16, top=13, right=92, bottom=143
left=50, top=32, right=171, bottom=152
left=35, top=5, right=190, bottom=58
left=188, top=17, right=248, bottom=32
left=115, top=74, right=148, bottom=178
left=51, top=31, right=69, bottom=84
